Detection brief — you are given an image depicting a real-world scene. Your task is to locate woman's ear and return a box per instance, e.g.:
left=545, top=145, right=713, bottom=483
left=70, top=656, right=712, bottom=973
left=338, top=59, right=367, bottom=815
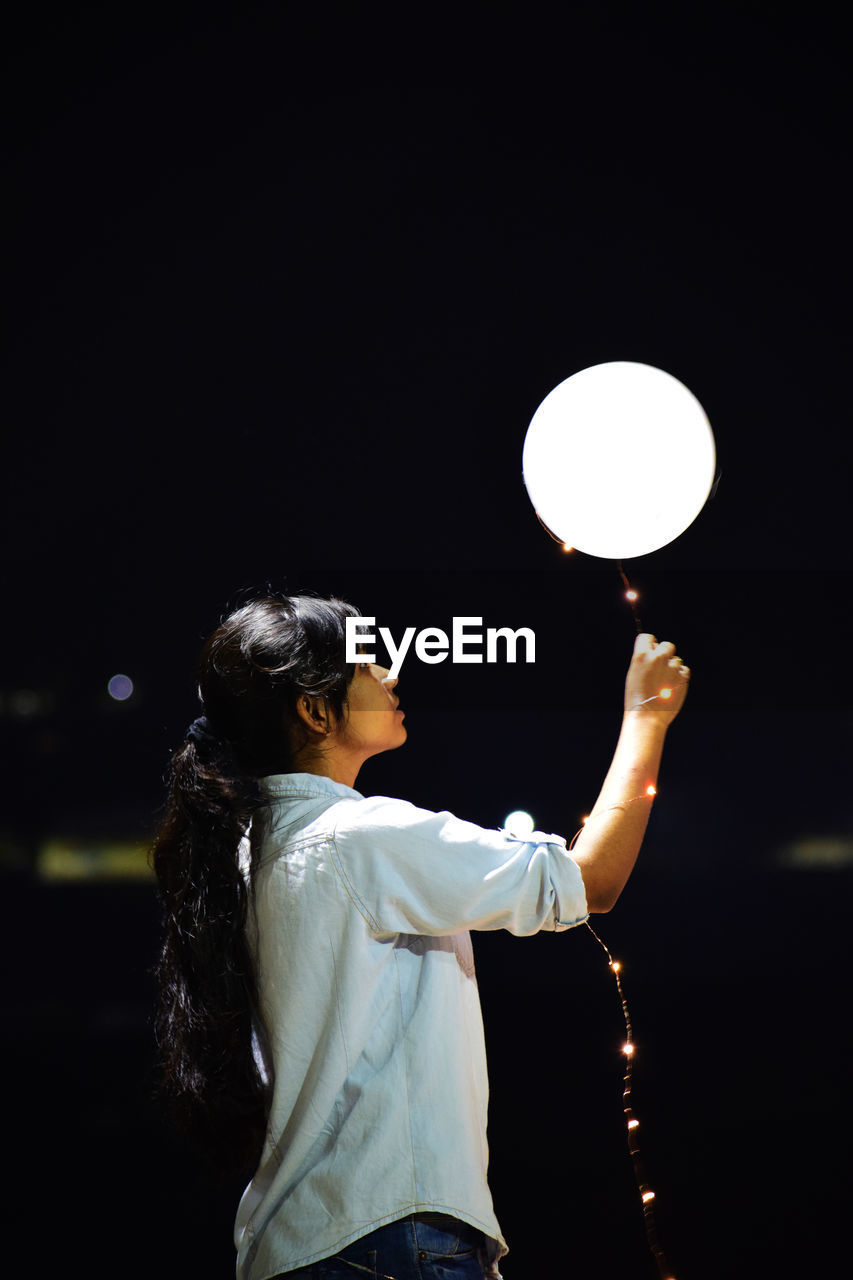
left=295, top=693, right=331, bottom=736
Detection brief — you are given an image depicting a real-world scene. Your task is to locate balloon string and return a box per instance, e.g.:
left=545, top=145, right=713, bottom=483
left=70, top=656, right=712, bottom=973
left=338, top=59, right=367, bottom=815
left=617, top=562, right=644, bottom=634
left=537, top=514, right=645, bottom=635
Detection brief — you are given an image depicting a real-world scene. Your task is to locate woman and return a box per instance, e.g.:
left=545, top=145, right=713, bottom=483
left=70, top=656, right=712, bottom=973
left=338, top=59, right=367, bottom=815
left=152, top=592, right=689, bottom=1279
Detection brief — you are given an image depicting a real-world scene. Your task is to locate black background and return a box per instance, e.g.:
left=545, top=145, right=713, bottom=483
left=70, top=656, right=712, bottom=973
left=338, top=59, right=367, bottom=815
left=2, top=3, right=851, bottom=1276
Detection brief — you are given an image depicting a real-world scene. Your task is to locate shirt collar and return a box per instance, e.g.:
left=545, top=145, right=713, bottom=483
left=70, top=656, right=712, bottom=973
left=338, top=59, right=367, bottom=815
left=260, top=771, right=364, bottom=802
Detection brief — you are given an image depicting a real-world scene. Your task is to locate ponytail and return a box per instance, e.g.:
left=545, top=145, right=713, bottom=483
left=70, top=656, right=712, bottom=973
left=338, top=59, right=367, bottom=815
left=150, top=593, right=360, bottom=1177
left=151, top=726, right=270, bottom=1177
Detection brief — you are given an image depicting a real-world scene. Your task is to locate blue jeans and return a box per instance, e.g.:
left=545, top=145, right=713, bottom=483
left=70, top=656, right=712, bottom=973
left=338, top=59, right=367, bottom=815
left=269, top=1213, right=494, bottom=1279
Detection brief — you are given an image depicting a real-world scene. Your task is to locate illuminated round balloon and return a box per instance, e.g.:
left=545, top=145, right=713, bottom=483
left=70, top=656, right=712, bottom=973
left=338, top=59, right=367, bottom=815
left=522, top=362, right=716, bottom=559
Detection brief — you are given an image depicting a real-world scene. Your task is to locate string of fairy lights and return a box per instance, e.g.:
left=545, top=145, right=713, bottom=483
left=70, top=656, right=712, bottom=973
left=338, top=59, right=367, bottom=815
left=556, top=543, right=678, bottom=1279
left=586, top=922, right=674, bottom=1280
left=568, top=804, right=676, bottom=1280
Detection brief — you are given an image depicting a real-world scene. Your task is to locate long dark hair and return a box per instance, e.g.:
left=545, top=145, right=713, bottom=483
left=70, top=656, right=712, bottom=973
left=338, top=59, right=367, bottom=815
left=151, top=592, right=360, bottom=1178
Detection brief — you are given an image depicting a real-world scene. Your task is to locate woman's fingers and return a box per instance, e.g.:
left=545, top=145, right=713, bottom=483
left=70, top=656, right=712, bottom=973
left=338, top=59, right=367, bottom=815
left=634, top=634, right=681, bottom=658
left=625, top=633, right=690, bottom=722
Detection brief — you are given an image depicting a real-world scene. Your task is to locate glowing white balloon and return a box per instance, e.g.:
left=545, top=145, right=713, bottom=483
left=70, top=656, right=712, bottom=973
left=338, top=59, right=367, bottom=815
left=522, top=362, right=716, bottom=559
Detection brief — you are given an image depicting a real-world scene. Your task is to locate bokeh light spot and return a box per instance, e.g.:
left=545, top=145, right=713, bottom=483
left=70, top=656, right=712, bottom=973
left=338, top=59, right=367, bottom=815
left=504, top=809, right=535, bottom=838
left=108, top=674, right=134, bottom=701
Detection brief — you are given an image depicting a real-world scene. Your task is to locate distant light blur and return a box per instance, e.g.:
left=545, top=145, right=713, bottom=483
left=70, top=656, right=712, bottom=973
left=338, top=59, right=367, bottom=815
left=9, top=689, right=41, bottom=716
left=503, top=809, right=535, bottom=838
left=36, top=838, right=153, bottom=881
left=777, top=836, right=853, bottom=869
left=108, top=674, right=134, bottom=701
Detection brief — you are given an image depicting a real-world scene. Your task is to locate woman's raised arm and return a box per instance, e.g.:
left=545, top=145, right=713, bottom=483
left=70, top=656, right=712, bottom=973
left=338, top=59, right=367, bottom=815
left=569, top=632, right=690, bottom=912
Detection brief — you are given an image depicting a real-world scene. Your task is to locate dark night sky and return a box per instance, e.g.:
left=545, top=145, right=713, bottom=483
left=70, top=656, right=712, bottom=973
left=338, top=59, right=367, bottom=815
left=2, top=4, right=851, bottom=1277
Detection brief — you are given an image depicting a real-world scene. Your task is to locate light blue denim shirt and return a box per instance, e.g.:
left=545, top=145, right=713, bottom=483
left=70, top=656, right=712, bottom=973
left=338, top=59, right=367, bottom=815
left=234, top=773, right=589, bottom=1279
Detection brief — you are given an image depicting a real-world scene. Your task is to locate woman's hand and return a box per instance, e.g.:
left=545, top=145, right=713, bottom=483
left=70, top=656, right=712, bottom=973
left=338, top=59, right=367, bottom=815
left=623, top=632, right=690, bottom=727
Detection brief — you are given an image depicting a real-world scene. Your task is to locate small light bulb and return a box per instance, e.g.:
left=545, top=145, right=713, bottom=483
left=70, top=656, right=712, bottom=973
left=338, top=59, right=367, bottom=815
left=625, top=589, right=638, bottom=602
left=563, top=542, right=574, bottom=552
left=623, top=1042, right=634, bottom=1056
left=642, top=1190, right=655, bottom=1204
left=581, top=813, right=589, bottom=824
left=646, top=784, right=656, bottom=797
left=659, top=687, right=673, bottom=699
left=610, top=960, right=621, bottom=973
left=627, top=1118, right=639, bottom=1130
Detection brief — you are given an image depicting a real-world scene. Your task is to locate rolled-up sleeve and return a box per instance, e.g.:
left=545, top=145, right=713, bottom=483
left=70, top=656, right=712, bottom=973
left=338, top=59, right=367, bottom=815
left=329, top=795, right=589, bottom=937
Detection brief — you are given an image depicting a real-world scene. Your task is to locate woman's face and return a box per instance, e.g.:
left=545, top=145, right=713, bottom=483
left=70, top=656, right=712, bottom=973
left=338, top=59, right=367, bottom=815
left=341, top=661, right=407, bottom=756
